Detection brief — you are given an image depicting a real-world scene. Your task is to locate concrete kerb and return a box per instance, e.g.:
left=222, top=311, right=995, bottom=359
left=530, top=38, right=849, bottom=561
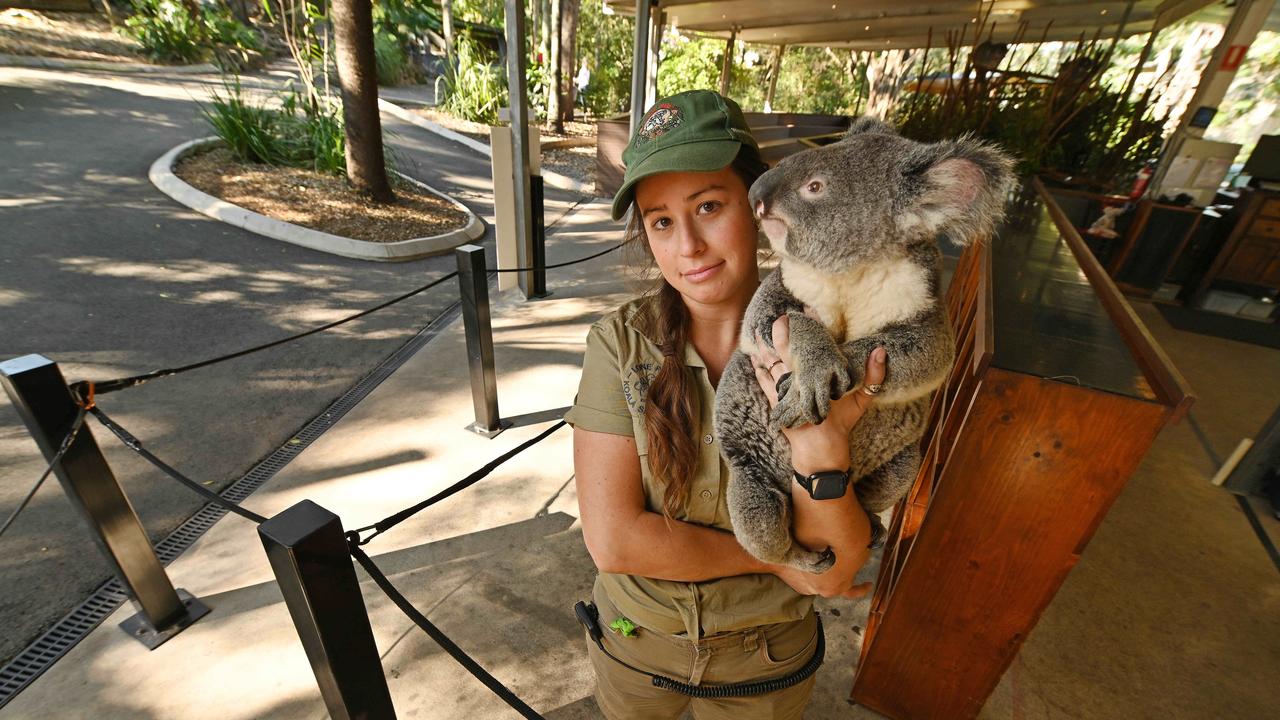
left=0, top=53, right=218, bottom=74
left=149, top=137, right=486, bottom=262
left=378, top=98, right=598, bottom=197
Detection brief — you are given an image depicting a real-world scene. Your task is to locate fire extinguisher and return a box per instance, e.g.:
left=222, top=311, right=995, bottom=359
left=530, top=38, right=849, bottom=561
left=1129, top=161, right=1155, bottom=200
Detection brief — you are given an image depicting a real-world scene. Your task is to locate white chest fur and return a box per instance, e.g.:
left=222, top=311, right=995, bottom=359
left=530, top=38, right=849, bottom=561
left=781, top=256, right=932, bottom=343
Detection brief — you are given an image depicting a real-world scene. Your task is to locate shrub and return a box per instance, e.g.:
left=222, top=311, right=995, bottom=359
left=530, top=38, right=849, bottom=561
left=201, top=78, right=348, bottom=175
left=374, top=31, right=417, bottom=86
left=123, top=0, right=261, bottom=68
left=441, top=32, right=505, bottom=124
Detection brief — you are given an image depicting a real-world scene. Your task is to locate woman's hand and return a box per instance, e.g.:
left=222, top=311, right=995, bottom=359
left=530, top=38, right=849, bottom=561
left=749, top=315, right=887, bottom=475
left=771, top=563, right=873, bottom=599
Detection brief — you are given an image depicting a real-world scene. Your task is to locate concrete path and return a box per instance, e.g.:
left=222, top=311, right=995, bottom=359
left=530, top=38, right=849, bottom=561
left=0, top=65, right=586, bottom=667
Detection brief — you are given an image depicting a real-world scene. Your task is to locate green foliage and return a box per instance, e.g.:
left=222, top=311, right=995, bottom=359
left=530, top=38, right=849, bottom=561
left=374, top=31, right=419, bottom=86
left=202, top=77, right=348, bottom=174
left=657, top=32, right=722, bottom=98
left=441, top=31, right=506, bottom=123
left=374, top=0, right=442, bottom=38
left=576, top=0, right=632, bottom=118
left=123, top=0, right=260, bottom=68
left=773, top=47, right=862, bottom=115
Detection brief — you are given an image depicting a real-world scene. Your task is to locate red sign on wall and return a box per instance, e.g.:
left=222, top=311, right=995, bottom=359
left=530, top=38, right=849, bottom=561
left=1222, top=45, right=1250, bottom=72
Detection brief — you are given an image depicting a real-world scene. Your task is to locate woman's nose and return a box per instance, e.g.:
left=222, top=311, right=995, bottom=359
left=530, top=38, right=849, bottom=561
left=676, top=223, right=706, bottom=256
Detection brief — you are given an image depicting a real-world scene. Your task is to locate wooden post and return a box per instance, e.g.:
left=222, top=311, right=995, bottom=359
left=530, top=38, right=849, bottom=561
left=629, top=0, right=653, bottom=133
left=442, top=0, right=455, bottom=68
left=718, top=27, right=738, bottom=97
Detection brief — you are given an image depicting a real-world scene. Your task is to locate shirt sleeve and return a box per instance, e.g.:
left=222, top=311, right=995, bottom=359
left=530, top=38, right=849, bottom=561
left=564, top=322, right=635, bottom=437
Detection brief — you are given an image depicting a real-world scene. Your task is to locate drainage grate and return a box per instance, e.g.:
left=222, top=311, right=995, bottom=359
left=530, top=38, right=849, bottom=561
left=0, top=298, right=461, bottom=709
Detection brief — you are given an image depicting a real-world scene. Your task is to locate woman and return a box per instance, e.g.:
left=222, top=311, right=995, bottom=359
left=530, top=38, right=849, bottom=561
left=565, top=90, right=885, bottom=719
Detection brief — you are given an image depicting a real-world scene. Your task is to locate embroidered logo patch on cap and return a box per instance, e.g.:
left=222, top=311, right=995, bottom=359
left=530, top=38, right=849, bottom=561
left=639, top=103, right=683, bottom=141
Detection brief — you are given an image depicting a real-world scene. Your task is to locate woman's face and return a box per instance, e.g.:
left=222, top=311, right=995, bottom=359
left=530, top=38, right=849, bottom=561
left=634, top=166, right=759, bottom=312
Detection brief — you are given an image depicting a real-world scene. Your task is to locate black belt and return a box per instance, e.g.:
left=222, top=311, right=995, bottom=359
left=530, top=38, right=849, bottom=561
left=574, top=601, right=824, bottom=698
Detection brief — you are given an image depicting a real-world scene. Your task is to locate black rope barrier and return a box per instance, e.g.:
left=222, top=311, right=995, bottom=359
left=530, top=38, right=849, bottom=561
left=348, top=542, right=546, bottom=719
left=73, top=271, right=461, bottom=397
left=0, top=406, right=87, bottom=540
left=352, top=420, right=567, bottom=546
left=88, top=406, right=269, bottom=524
left=70, top=241, right=625, bottom=400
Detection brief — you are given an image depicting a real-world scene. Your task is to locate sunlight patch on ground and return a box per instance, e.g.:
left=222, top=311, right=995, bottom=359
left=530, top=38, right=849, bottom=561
left=0, top=194, right=61, bottom=208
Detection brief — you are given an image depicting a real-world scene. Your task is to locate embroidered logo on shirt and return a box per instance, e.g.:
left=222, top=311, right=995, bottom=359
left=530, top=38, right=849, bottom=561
left=622, top=362, right=659, bottom=416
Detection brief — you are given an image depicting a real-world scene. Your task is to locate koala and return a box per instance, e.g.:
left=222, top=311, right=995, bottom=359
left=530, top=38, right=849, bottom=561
left=714, top=119, right=1014, bottom=574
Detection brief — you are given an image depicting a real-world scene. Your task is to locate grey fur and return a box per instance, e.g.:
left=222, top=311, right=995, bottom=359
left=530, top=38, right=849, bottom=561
left=714, top=121, right=1014, bottom=573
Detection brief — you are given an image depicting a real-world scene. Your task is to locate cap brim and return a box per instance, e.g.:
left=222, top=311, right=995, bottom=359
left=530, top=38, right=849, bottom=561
left=610, top=139, right=743, bottom=221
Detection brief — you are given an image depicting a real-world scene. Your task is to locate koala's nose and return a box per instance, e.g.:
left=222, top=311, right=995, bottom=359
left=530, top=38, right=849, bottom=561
left=754, top=200, right=767, bottom=218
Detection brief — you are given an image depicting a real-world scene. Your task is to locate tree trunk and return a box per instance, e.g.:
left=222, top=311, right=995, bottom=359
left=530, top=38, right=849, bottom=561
left=332, top=0, right=395, bottom=202
left=764, top=44, right=785, bottom=112
left=441, top=0, right=455, bottom=70
left=865, top=48, right=913, bottom=121
left=550, top=0, right=580, bottom=132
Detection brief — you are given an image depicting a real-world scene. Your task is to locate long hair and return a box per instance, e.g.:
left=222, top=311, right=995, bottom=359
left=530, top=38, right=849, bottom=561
left=625, top=148, right=768, bottom=518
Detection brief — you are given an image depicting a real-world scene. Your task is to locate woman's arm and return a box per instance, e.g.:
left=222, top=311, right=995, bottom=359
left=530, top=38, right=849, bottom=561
left=574, top=427, right=771, bottom=582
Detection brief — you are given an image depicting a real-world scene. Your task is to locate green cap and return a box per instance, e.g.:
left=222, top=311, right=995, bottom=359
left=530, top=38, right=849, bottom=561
left=611, top=90, right=761, bottom=221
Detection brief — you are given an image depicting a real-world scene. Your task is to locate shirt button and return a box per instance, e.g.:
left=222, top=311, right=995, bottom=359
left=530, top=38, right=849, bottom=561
left=700, top=489, right=712, bottom=500
left=703, top=434, right=714, bottom=445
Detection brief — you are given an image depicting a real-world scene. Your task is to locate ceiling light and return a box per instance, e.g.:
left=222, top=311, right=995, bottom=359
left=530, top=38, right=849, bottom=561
left=865, top=25, right=871, bottom=31
left=1100, top=8, right=1108, bottom=14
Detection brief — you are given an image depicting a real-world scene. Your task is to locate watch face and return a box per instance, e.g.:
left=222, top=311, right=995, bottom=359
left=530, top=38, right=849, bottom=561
left=811, top=473, right=849, bottom=500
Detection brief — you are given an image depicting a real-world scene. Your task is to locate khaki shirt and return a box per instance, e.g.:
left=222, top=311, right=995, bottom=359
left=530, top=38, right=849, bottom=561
left=565, top=296, right=812, bottom=639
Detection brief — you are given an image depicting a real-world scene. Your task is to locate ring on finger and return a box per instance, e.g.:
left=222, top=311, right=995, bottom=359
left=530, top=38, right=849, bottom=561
left=861, top=383, right=883, bottom=396
left=767, top=359, right=785, bottom=373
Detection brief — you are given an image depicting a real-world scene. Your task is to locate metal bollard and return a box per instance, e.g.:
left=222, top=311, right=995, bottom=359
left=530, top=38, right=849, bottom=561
left=530, top=175, right=550, bottom=299
left=0, top=354, right=209, bottom=649
left=259, top=500, right=396, bottom=720
left=455, top=245, right=506, bottom=437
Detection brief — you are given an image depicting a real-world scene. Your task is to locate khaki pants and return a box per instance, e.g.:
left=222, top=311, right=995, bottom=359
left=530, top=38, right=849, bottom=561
left=586, top=588, right=819, bottom=720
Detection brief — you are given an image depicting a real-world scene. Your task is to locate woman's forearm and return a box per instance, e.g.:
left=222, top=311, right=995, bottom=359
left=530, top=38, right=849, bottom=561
left=788, top=439, right=872, bottom=581
left=591, top=509, right=769, bottom=582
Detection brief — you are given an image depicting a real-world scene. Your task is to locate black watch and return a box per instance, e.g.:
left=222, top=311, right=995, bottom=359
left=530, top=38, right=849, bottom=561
left=794, top=468, right=851, bottom=500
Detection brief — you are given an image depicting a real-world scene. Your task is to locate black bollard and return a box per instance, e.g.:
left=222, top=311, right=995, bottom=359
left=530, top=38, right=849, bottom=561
left=456, top=245, right=506, bottom=437
left=530, top=175, right=550, bottom=298
left=259, top=500, right=396, bottom=720
left=0, top=354, right=209, bottom=649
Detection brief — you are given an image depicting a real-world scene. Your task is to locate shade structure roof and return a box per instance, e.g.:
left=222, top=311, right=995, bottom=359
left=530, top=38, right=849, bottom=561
left=606, top=0, right=1225, bottom=51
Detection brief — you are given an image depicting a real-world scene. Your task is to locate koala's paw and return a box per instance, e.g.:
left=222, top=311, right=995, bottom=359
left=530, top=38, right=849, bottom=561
left=770, top=354, right=854, bottom=428
left=787, top=547, right=836, bottom=575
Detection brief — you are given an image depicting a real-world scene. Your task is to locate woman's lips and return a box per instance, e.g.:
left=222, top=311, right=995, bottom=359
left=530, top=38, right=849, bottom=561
left=682, top=261, right=725, bottom=283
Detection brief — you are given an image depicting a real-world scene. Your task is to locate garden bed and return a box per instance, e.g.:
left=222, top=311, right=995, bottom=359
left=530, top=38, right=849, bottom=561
left=175, top=146, right=471, bottom=243
left=0, top=9, right=146, bottom=63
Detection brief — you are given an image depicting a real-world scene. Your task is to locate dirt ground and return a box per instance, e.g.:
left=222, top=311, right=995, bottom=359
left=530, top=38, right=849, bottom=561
left=175, top=146, right=471, bottom=242
left=0, top=9, right=146, bottom=63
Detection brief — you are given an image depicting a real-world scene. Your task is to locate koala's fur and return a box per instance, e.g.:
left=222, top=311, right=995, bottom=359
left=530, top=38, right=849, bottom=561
left=713, top=119, right=1014, bottom=573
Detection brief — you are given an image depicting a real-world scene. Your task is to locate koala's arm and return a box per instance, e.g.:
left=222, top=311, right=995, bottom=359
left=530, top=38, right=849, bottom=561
left=841, top=310, right=955, bottom=402
left=740, top=268, right=806, bottom=351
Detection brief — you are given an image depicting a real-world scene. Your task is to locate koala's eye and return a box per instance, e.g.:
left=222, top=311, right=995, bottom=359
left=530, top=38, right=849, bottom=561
left=806, top=180, right=824, bottom=194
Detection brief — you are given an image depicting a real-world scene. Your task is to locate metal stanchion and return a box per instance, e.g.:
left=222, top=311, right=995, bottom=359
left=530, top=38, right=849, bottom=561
left=0, top=354, right=209, bottom=649
left=530, top=175, right=550, bottom=299
left=455, top=245, right=506, bottom=437
left=259, top=500, right=396, bottom=720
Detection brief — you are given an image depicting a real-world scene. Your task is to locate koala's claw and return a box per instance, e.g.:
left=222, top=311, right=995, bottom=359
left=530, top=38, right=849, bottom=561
left=770, top=356, right=854, bottom=428
left=789, top=547, right=835, bottom=575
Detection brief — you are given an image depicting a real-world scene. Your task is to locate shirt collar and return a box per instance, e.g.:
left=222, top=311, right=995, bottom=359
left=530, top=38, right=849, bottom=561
left=625, top=295, right=707, bottom=369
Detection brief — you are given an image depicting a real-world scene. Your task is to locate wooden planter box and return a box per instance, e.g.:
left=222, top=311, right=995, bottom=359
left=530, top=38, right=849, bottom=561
left=850, top=179, right=1194, bottom=719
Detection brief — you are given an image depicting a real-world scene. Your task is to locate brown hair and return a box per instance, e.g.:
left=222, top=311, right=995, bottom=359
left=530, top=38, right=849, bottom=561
left=625, top=148, right=768, bottom=518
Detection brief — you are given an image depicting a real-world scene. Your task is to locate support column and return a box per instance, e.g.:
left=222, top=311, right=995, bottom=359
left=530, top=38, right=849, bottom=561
left=503, top=0, right=535, bottom=299
left=629, top=0, right=653, bottom=134
left=718, top=27, right=738, bottom=97
left=645, top=9, right=665, bottom=110
left=456, top=246, right=504, bottom=437
left=1151, top=0, right=1277, bottom=190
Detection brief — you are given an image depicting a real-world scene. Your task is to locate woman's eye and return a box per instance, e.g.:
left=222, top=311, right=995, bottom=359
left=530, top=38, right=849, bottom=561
left=807, top=181, right=824, bottom=193
left=698, top=201, right=721, bottom=214
left=651, top=217, right=671, bottom=231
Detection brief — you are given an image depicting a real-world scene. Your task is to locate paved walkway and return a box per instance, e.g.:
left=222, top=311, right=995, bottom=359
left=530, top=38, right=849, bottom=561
left=0, top=65, right=587, bottom=666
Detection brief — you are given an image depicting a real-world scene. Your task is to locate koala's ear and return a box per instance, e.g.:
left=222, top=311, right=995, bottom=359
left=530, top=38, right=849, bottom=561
left=843, top=116, right=896, bottom=140
left=896, top=137, right=1015, bottom=246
